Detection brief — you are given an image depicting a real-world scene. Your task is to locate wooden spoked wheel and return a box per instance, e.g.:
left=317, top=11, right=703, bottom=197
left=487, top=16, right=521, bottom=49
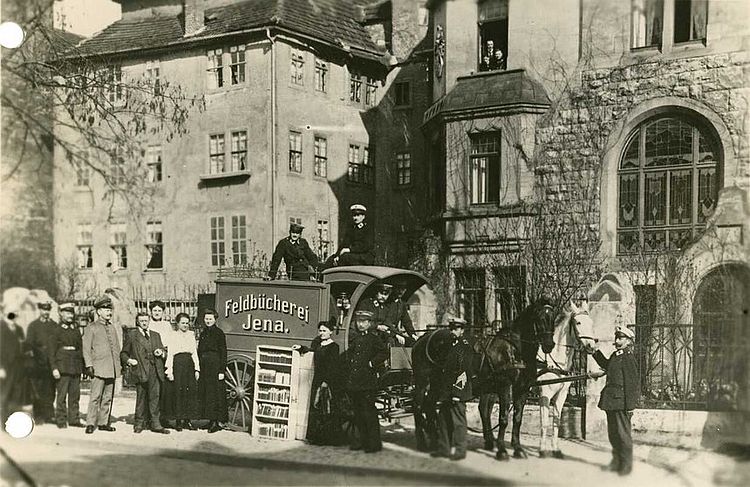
left=224, top=355, right=255, bottom=431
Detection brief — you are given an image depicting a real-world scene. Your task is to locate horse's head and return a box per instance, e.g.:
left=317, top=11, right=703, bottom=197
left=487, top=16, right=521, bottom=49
left=569, top=299, right=596, bottom=353
left=532, top=297, right=556, bottom=355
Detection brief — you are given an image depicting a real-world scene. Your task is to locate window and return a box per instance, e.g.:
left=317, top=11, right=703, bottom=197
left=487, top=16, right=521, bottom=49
left=109, top=223, right=127, bottom=269
left=229, top=45, right=246, bottom=85
left=207, top=48, right=224, bottom=89
left=289, top=131, right=302, bottom=173
left=317, top=219, right=330, bottom=260
left=231, top=131, right=247, bottom=171
left=418, top=3, right=429, bottom=26
left=396, top=152, right=411, bottom=186
left=314, top=58, right=328, bottom=92
left=631, top=0, right=664, bottom=48
left=349, top=72, right=362, bottom=103
left=75, top=150, right=90, bottom=186
left=348, top=144, right=374, bottom=185
left=469, top=132, right=501, bottom=204
left=617, top=115, right=720, bottom=254
left=493, top=266, right=525, bottom=329
left=145, top=59, right=160, bottom=94
left=674, top=0, right=707, bottom=43
left=455, top=269, right=486, bottom=339
left=104, top=65, right=123, bottom=102
left=145, top=221, right=163, bottom=270
left=77, top=223, right=93, bottom=269
left=291, top=48, right=304, bottom=85
left=478, top=0, right=508, bottom=72
left=365, top=77, right=378, bottom=107
left=289, top=217, right=302, bottom=226
left=146, top=146, right=162, bottom=182
left=209, top=134, right=225, bottom=174
left=110, top=149, right=125, bottom=185
left=393, top=82, right=410, bottom=107
left=231, top=215, right=247, bottom=264
left=210, top=216, right=225, bottom=266
left=314, top=136, right=328, bottom=177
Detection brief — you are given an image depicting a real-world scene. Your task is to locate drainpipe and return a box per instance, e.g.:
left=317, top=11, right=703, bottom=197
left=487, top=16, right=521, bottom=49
left=266, top=27, right=277, bottom=245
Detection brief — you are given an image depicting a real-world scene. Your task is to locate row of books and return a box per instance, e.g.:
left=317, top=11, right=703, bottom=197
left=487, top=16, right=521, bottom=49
left=256, top=387, right=290, bottom=403
left=257, top=369, right=292, bottom=385
left=256, top=423, right=288, bottom=439
left=258, top=352, right=293, bottom=365
left=256, top=403, right=290, bottom=419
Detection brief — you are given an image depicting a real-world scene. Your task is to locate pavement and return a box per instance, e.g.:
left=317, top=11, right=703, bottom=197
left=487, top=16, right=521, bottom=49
left=0, top=392, right=747, bottom=486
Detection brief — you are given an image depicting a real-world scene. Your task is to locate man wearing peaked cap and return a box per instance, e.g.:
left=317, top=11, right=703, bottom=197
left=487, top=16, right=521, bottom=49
left=26, top=300, right=59, bottom=424
left=82, top=294, right=121, bottom=434
left=53, top=302, right=85, bottom=428
left=268, top=221, right=320, bottom=281
left=330, top=203, right=374, bottom=267
left=592, top=325, right=640, bottom=476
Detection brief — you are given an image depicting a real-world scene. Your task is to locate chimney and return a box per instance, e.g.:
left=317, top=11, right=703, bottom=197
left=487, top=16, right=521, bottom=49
left=183, top=0, right=206, bottom=36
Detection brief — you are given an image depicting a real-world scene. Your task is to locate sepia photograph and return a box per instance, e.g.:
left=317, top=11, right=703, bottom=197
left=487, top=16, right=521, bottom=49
left=0, top=0, right=748, bottom=485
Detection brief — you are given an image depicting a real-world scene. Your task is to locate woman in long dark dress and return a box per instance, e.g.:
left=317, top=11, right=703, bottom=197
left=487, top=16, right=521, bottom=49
left=165, top=313, right=200, bottom=431
left=293, top=321, right=345, bottom=446
left=197, top=308, right=227, bottom=433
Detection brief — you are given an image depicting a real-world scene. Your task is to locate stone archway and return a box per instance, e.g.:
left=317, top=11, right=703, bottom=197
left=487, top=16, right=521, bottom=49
left=692, top=263, right=750, bottom=412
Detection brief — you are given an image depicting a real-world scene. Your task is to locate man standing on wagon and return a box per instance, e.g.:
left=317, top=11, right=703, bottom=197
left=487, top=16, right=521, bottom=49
left=268, top=222, right=319, bottom=281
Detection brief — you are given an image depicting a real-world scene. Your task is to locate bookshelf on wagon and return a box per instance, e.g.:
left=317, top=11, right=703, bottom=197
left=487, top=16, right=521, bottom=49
left=252, top=345, right=305, bottom=440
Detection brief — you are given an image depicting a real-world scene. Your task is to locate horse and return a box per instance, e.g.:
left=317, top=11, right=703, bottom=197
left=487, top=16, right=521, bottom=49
left=536, top=299, right=597, bottom=459
left=474, top=297, right=557, bottom=460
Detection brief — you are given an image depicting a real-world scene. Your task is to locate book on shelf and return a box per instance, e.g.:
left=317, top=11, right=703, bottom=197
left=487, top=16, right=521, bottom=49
left=258, top=351, right=293, bottom=365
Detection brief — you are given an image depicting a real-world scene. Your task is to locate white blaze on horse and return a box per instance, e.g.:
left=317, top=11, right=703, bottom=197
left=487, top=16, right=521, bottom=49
left=536, top=299, right=597, bottom=459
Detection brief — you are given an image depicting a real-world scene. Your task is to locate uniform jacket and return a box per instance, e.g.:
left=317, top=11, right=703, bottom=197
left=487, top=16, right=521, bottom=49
left=336, top=221, right=374, bottom=260
left=439, top=336, right=473, bottom=402
left=82, top=318, right=121, bottom=379
left=54, top=324, right=83, bottom=375
left=390, top=299, right=416, bottom=337
left=593, top=348, right=640, bottom=411
left=269, top=236, right=319, bottom=278
left=344, top=331, right=388, bottom=391
left=120, top=328, right=166, bottom=384
left=356, top=299, right=393, bottom=332
left=26, top=318, right=59, bottom=370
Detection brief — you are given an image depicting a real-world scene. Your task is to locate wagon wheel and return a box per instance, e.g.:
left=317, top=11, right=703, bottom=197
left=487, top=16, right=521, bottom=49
left=225, top=355, right=255, bottom=432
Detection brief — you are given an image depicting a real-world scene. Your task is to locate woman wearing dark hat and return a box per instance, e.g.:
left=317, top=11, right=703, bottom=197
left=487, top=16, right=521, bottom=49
left=331, top=204, right=374, bottom=267
left=197, top=308, right=227, bottom=433
left=292, top=321, right=344, bottom=445
left=268, top=222, right=319, bottom=281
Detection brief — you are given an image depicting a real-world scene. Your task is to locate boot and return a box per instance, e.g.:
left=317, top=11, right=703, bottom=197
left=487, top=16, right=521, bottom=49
left=208, top=421, right=221, bottom=433
left=174, top=420, right=183, bottom=432
left=185, top=420, right=196, bottom=431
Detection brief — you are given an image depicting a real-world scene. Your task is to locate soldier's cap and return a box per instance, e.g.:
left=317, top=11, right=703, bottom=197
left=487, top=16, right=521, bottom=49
left=94, top=295, right=113, bottom=309
left=289, top=222, right=304, bottom=233
left=149, top=300, right=165, bottom=310
left=615, top=325, right=635, bottom=340
left=37, top=301, right=52, bottom=310
left=350, top=204, right=367, bottom=214
left=448, top=317, right=467, bottom=329
left=377, top=283, right=393, bottom=292
left=59, top=302, right=76, bottom=313
left=354, top=310, right=375, bottom=320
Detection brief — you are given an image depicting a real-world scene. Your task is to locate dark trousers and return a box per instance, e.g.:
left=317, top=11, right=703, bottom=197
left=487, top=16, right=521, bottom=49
left=349, top=391, right=381, bottom=452
left=135, top=372, right=163, bottom=430
left=606, top=410, right=633, bottom=473
left=86, top=377, right=114, bottom=426
left=436, top=400, right=467, bottom=456
left=31, top=370, right=56, bottom=422
left=55, top=374, right=81, bottom=425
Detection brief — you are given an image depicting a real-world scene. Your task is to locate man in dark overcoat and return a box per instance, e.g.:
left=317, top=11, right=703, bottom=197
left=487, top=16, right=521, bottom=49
left=26, top=300, right=58, bottom=424
left=432, top=317, right=473, bottom=461
left=82, top=295, right=121, bottom=434
left=345, top=310, right=388, bottom=453
left=389, top=282, right=417, bottom=345
left=121, top=313, right=170, bottom=434
left=332, top=204, right=374, bottom=266
left=268, top=222, right=320, bottom=280
left=593, top=325, right=640, bottom=476
left=53, top=302, right=85, bottom=428
left=354, top=283, right=399, bottom=343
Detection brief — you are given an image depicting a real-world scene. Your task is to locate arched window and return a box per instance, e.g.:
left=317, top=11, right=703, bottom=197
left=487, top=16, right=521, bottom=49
left=617, top=115, right=720, bottom=253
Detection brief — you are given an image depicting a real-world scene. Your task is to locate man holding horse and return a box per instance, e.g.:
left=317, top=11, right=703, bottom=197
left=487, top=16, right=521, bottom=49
left=431, top=317, right=472, bottom=461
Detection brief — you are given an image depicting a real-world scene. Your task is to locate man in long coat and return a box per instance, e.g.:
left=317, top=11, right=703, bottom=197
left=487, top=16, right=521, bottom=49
left=268, top=222, right=319, bottom=280
left=53, top=302, right=85, bottom=428
left=82, top=295, right=121, bottom=434
left=26, top=301, right=58, bottom=424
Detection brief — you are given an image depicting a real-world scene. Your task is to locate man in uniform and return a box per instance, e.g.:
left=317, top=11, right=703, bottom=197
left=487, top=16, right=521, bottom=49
left=354, top=283, right=403, bottom=345
left=332, top=204, right=374, bottom=267
left=268, top=222, right=319, bottom=280
left=432, top=317, right=473, bottom=461
left=345, top=310, right=388, bottom=453
left=53, top=302, right=85, bottom=428
left=26, top=300, right=58, bottom=424
left=593, top=325, right=640, bottom=476
left=83, top=295, right=121, bottom=434
left=389, top=282, right=417, bottom=346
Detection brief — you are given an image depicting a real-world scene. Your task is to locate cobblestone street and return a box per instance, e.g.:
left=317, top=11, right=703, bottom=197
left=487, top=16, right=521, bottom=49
left=1, top=392, right=747, bottom=486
